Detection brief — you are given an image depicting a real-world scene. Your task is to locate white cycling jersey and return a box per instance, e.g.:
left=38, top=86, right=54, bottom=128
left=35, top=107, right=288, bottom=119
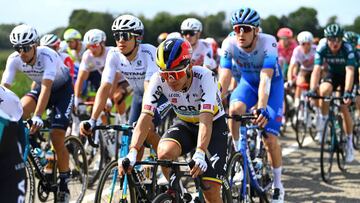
left=1, top=46, right=71, bottom=90
left=102, top=44, right=158, bottom=93
left=289, top=45, right=316, bottom=71
left=79, top=46, right=113, bottom=73
left=142, top=66, right=224, bottom=124
left=192, top=39, right=217, bottom=70
left=0, top=86, right=23, bottom=122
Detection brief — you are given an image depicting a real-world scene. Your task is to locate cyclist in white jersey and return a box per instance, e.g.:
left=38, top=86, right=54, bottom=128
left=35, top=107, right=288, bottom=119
left=286, top=31, right=317, bottom=107
left=219, top=8, right=285, bottom=202
left=118, top=38, right=228, bottom=203
left=2, top=24, right=73, bottom=203
left=181, top=18, right=217, bottom=70
left=40, top=34, right=75, bottom=81
left=80, top=15, right=160, bottom=152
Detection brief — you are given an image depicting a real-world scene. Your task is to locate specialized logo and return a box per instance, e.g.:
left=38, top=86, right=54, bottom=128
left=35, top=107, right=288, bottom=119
left=209, top=153, right=220, bottom=169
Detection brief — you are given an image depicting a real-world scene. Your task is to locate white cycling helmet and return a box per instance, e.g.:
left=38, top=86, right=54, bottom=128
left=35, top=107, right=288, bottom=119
left=112, top=14, right=144, bottom=36
left=40, top=34, right=60, bottom=47
left=181, top=18, right=203, bottom=32
left=83, top=29, right=106, bottom=46
left=297, top=31, right=314, bottom=44
left=166, top=32, right=182, bottom=40
left=9, top=24, right=38, bottom=45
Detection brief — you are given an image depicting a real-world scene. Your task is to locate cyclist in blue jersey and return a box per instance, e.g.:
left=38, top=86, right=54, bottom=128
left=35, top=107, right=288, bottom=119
left=219, top=8, right=284, bottom=202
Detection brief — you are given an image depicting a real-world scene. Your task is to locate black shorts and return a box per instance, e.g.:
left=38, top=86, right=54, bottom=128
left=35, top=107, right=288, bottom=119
left=0, top=122, right=26, bottom=202
left=321, top=72, right=346, bottom=94
left=26, top=79, right=74, bottom=130
left=162, top=115, right=229, bottom=184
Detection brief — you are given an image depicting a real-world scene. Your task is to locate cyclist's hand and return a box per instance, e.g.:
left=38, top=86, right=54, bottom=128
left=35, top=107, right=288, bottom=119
left=104, top=98, right=113, bottom=112
left=343, top=91, right=353, bottom=105
left=74, top=97, right=81, bottom=113
left=30, top=115, right=43, bottom=134
left=190, top=149, right=207, bottom=178
left=306, top=89, right=317, bottom=98
left=118, top=148, right=138, bottom=177
left=284, top=80, right=294, bottom=89
left=80, top=119, right=96, bottom=136
left=253, top=108, right=270, bottom=128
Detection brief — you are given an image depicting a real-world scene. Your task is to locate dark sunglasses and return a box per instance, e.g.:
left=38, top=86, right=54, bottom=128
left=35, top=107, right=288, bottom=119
left=113, top=32, right=134, bottom=41
left=14, top=45, right=32, bottom=53
left=233, top=25, right=254, bottom=34
left=327, top=37, right=342, bottom=43
left=181, top=30, right=197, bottom=37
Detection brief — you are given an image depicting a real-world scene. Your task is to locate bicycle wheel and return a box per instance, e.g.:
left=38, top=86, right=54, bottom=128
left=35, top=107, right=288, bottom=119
left=152, top=193, right=175, bottom=203
left=258, top=152, right=272, bottom=203
left=226, top=152, right=251, bottom=202
left=335, top=116, right=346, bottom=171
left=295, top=102, right=307, bottom=148
left=25, top=161, right=36, bottom=203
left=353, top=121, right=360, bottom=150
left=308, top=108, right=317, bottom=141
left=320, top=119, right=335, bottom=183
left=95, top=160, right=137, bottom=203
left=65, top=136, right=88, bottom=203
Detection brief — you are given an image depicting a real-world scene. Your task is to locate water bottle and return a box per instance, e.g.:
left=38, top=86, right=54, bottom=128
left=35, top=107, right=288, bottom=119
left=34, top=148, right=48, bottom=166
left=143, top=156, right=154, bottom=184
left=44, top=149, right=55, bottom=174
left=253, top=157, right=263, bottom=179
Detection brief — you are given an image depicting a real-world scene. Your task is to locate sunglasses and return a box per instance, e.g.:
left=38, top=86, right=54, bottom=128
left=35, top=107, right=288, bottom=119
left=113, top=32, right=134, bottom=41
left=301, top=42, right=311, bottom=46
left=327, top=37, right=342, bottom=43
left=14, top=45, right=32, bottom=53
left=233, top=25, right=254, bottom=34
left=88, top=43, right=100, bottom=49
left=159, top=67, right=188, bottom=81
left=181, top=30, right=197, bottom=37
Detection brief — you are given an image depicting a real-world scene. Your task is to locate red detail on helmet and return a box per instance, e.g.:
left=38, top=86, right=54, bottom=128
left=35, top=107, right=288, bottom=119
left=168, top=40, right=192, bottom=69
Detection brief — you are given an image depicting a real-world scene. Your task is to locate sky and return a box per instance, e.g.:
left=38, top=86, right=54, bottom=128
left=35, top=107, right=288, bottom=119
left=0, top=0, right=358, bottom=35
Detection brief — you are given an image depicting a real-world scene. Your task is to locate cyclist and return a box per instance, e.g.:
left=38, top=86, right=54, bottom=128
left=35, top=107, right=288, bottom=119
left=157, top=32, right=168, bottom=44
left=166, top=31, right=182, bottom=39
left=219, top=8, right=285, bottom=202
left=277, top=27, right=298, bottom=77
left=286, top=31, right=317, bottom=107
left=204, top=37, right=221, bottom=67
left=0, top=86, right=26, bottom=202
left=118, top=38, right=228, bottom=203
left=181, top=18, right=217, bottom=70
left=79, top=14, right=160, bottom=153
left=2, top=24, right=73, bottom=202
left=309, top=24, right=355, bottom=162
left=40, top=34, right=75, bottom=81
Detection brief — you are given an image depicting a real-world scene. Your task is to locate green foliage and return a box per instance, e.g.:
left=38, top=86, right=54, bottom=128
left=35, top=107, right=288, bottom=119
left=0, top=24, right=17, bottom=50
left=0, top=50, right=12, bottom=70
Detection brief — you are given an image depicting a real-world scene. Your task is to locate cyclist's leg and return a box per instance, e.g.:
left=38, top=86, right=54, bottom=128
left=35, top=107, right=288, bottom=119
left=21, top=90, right=38, bottom=119
left=294, top=70, right=308, bottom=107
left=229, top=79, right=257, bottom=150
left=113, top=81, right=129, bottom=124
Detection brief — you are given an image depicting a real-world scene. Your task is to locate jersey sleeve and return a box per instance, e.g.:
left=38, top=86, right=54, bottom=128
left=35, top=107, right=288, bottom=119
left=1, top=54, right=19, bottom=86
left=262, top=36, right=278, bottom=70
left=41, top=52, right=57, bottom=81
left=289, top=46, right=300, bottom=65
left=141, top=73, right=162, bottom=116
left=101, top=50, right=118, bottom=84
left=344, top=43, right=356, bottom=67
left=220, top=37, right=233, bottom=69
left=144, top=46, right=159, bottom=81
left=79, top=51, right=91, bottom=72
left=314, top=43, right=325, bottom=65
left=199, top=71, right=218, bottom=114
left=0, top=85, right=23, bottom=121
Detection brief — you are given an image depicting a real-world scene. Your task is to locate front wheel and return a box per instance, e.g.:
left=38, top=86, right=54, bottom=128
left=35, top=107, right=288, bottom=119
left=335, top=116, right=346, bottom=172
left=295, top=102, right=307, bottom=148
left=320, top=119, right=335, bottom=183
left=25, top=161, right=36, bottom=203
left=152, top=193, right=175, bottom=203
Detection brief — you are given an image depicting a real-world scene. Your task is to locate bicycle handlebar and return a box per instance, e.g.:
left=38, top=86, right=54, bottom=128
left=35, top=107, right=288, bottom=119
left=83, top=122, right=99, bottom=148
left=226, top=113, right=257, bottom=121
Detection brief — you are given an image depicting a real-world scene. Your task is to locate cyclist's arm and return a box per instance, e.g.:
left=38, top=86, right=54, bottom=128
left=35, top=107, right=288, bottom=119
left=33, top=79, right=53, bottom=118
left=310, top=64, right=321, bottom=91
left=30, top=81, right=37, bottom=90
left=345, top=65, right=354, bottom=92
left=74, top=70, right=89, bottom=98
left=218, top=67, right=233, bottom=97
left=287, top=63, right=298, bottom=82
left=258, top=69, right=273, bottom=109
left=129, top=113, right=153, bottom=150
left=197, top=112, right=214, bottom=151
left=90, top=82, right=112, bottom=120
left=109, top=72, right=122, bottom=98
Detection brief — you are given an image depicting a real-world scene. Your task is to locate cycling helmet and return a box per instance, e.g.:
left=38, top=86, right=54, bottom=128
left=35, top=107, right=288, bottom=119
left=83, top=29, right=107, bottom=45
left=277, top=27, right=293, bottom=38
left=9, top=24, right=38, bottom=45
left=181, top=18, right=203, bottom=32
left=112, top=14, right=144, bottom=36
left=156, top=38, right=192, bottom=71
left=166, top=32, right=182, bottom=40
left=324, top=24, right=344, bottom=38
left=230, top=7, right=260, bottom=27
left=343, top=31, right=358, bottom=46
left=63, top=28, right=82, bottom=41
left=157, top=32, right=168, bottom=44
left=40, top=34, right=61, bottom=47
left=297, top=31, right=314, bottom=44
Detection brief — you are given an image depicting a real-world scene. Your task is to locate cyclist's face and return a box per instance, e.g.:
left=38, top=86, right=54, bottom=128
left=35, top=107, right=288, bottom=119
left=87, top=43, right=103, bottom=56
left=234, top=25, right=257, bottom=48
left=114, top=33, right=136, bottom=54
left=14, top=44, right=35, bottom=63
left=67, top=39, right=79, bottom=49
left=301, top=42, right=311, bottom=53
left=182, top=30, right=200, bottom=47
left=162, top=66, right=189, bottom=91
left=327, top=37, right=342, bottom=52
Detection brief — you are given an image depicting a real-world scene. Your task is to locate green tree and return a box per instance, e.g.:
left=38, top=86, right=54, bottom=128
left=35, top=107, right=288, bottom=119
left=261, top=15, right=281, bottom=36
left=0, top=24, right=17, bottom=50
left=287, top=7, right=322, bottom=37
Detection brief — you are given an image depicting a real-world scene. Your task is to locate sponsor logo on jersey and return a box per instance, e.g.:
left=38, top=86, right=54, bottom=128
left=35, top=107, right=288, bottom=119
left=171, top=98, right=177, bottom=103
left=202, top=104, right=212, bottom=110
left=143, top=104, right=154, bottom=111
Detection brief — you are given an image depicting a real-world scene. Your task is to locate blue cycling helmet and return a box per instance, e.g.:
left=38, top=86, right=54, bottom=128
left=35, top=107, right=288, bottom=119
left=231, top=7, right=260, bottom=27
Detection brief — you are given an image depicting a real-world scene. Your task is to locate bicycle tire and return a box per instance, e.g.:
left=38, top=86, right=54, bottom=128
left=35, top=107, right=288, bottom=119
left=152, top=193, right=175, bottom=203
left=226, top=152, right=252, bottom=203
left=25, top=161, right=36, bottom=203
left=352, top=122, right=360, bottom=150
left=95, top=160, right=137, bottom=203
left=335, top=116, right=346, bottom=172
left=320, top=119, right=335, bottom=183
left=295, top=102, right=307, bottom=148
left=65, top=135, right=88, bottom=203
